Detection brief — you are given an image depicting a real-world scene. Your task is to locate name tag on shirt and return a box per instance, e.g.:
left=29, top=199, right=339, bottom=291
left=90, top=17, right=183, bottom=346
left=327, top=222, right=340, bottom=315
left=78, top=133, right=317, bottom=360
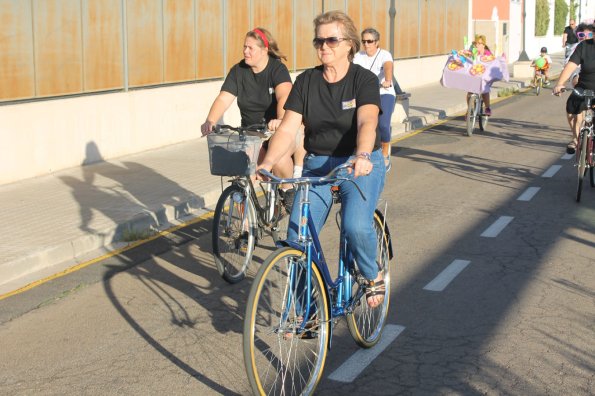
left=342, top=99, right=356, bottom=110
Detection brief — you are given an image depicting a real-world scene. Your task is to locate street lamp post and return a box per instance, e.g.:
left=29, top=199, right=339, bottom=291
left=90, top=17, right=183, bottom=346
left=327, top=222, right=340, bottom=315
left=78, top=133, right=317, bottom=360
left=518, top=0, right=530, bottom=61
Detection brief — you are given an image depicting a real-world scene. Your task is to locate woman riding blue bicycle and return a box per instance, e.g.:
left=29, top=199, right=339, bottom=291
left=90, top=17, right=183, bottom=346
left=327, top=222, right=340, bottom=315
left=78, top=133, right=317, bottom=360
left=258, top=10, right=386, bottom=308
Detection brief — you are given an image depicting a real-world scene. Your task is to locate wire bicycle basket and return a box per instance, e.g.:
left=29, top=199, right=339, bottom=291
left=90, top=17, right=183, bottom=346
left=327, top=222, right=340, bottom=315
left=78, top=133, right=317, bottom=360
left=207, top=131, right=262, bottom=176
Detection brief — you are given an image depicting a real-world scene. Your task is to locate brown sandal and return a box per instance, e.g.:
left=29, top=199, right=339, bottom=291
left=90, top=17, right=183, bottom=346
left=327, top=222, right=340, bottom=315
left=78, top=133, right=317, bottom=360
left=566, top=140, right=577, bottom=155
left=365, top=278, right=386, bottom=308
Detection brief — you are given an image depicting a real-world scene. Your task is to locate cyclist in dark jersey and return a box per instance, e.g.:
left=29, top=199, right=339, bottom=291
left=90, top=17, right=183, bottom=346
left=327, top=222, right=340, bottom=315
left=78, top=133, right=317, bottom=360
left=554, top=24, right=595, bottom=154
left=259, top=11, right=386, bottom=308
left=201, top=27, right=301, bottom=200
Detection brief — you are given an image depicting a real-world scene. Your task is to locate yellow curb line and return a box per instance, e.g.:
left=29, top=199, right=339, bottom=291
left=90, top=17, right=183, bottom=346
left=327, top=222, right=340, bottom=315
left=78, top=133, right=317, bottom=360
left=0, top=210, right=215, bottom=301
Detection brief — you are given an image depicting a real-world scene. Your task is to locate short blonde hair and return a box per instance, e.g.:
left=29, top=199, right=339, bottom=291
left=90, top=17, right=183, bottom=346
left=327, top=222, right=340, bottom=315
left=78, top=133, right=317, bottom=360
left=313, top=10, right=360, bottom=61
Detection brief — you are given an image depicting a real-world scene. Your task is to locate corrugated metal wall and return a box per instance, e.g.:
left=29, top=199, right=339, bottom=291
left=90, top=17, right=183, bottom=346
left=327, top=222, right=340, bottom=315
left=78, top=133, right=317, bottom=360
left=0, top=0, right=468, bottom=102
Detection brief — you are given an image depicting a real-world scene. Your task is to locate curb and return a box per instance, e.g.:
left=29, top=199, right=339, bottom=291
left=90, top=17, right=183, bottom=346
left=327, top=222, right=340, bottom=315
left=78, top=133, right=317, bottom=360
left=0, top=188, right=221, bottom=293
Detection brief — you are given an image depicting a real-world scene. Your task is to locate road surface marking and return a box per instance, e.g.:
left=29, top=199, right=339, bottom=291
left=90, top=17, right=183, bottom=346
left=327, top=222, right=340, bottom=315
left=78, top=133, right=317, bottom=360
left=561, top=153, right=574, bottom=160
left=481, top=216, right=514, bottom=237
left=423, top=260, right=471, bottom=292
left=517, top=187, right=541, bottom=201
left=328, top=324, right=405, bottom=382
left=542, top=165, right=562, bottom=178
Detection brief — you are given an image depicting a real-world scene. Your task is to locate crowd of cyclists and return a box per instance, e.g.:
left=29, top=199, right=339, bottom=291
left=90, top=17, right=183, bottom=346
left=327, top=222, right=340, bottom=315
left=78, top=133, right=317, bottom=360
left=201, top=10, right=595, bottom=311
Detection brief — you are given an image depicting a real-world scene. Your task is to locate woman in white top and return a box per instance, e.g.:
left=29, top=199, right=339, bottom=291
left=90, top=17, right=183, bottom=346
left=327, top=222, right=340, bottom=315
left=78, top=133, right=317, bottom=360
left=354, top=28, right=396, bottom=170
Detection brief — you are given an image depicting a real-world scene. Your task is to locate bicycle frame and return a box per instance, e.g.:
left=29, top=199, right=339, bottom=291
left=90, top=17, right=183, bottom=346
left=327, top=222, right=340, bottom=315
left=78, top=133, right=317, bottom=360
left=226, top=176, right=280, bottom=230
left=577, top=90, right=595, bottom=167
left=262, top=166, right=393, bottom=333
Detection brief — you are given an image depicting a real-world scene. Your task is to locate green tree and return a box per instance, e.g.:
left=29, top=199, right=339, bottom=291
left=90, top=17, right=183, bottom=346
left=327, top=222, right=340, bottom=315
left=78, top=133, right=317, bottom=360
left=535, top=0, right=550, bottom=36
left=554, top=0, right=569, bottom=35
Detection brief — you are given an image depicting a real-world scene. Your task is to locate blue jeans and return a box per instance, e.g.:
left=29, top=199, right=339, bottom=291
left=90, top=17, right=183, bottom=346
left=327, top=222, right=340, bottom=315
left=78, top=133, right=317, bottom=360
left=379, top=94, right=396, bottom=143
left=287, top=149, right=386, bottom=280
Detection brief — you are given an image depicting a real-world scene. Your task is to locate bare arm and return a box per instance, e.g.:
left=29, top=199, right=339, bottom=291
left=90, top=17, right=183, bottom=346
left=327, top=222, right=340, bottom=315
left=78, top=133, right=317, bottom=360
left=353, top=104, right=379, bottom=178
left=554, top=61, right=579, bottom=94
left=259, top=110, right=302, bottom=172
left=201, top=91, right=236, bottom=136
left=563, top=32, right=568, bottom=47
left=268, top=81, right=292, bottom=131
left=381, top=60, right=394, bottom=88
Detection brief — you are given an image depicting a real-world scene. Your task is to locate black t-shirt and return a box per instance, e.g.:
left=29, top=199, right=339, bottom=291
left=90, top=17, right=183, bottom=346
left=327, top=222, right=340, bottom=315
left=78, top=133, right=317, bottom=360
left=221, top=58, right=291, bottom=126
left=284, top=63, right=381, bottom=156
left=569, top=40, right=595, bottom=89
left=565, top=26, right=578, bottom=44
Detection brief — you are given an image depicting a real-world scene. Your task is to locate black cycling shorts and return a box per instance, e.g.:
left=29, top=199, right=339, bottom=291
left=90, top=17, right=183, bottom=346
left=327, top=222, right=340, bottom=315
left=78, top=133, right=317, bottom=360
left=566, top=92, right=590, bottom=115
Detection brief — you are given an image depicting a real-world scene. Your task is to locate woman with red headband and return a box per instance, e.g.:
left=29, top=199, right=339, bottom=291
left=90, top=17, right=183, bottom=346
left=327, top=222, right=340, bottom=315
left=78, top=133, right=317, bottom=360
left=201, top=27, right=303, bottom=207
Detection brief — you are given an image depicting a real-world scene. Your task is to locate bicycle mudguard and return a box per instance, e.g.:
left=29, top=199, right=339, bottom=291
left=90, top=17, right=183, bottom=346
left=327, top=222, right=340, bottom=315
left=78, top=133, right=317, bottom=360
left=375, top=209, right=394, bottom=260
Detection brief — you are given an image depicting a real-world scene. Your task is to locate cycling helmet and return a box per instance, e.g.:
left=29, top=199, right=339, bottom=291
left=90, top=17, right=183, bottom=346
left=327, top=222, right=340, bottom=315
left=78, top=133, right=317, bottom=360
left=540, top=46, right=548, bottom=53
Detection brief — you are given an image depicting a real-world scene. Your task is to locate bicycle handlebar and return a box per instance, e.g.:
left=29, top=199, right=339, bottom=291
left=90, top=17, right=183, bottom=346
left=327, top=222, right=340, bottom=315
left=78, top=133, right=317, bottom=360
left=213, top=123, right=272, bottom=139
left=258, top=162, right=367, bottom=201
left=554, top=87, right=595, bottom=98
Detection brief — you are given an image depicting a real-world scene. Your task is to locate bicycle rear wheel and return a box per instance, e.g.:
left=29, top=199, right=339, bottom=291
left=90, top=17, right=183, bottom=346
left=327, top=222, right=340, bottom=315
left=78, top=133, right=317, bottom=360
left=212, top=184, right=256, bottom=283
left=479, top=102, right=489, bottom=132
left=466, top=95, right=478, bottom=137
left=271, top=186, right=290, bottom=242
left=244, top=247, right=329, bottom=396
left=346, top=211, right=391, bottom=348
left=589, top=136, right=595, bottom=187
left=576, top=130, right=588, bottom=202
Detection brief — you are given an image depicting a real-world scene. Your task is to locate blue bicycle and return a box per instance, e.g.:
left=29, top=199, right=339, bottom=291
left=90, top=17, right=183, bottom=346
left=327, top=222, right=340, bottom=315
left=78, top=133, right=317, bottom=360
left=243, top=162, right=393, bottom=395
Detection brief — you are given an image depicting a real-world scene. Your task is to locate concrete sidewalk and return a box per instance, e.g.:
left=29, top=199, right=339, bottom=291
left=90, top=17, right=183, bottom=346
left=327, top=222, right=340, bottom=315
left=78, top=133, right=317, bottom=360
left=0, top=54, right=564, bottom=296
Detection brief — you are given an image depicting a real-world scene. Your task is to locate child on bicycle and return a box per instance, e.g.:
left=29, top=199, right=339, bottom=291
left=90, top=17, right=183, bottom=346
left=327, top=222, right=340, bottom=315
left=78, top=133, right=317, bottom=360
left=531, top=47, right=552, bottom=86
left=466, top=35, right=493, bottom=116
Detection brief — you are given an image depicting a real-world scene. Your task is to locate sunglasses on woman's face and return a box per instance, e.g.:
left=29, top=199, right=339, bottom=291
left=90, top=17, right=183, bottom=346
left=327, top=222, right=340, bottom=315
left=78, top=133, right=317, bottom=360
left=312, top=36, right=346, bottom=48
left=577, top=31, right=594, bottom=40
left=362, top=39, right=376, bottom=44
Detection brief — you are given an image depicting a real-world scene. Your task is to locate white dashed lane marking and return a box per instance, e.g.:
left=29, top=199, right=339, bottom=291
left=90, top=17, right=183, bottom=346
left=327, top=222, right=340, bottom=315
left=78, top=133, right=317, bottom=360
left=328, top=324, right=405, bottom=383
left=542, top=165, right=562, bottom=178
left=423, top=260, right=471, bottom=292
left=517, top=187, right=541, bottom=201
left=481, top=216, right=514, bottom=237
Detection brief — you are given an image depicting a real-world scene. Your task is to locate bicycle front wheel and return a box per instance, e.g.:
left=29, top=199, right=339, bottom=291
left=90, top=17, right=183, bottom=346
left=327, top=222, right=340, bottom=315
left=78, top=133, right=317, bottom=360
left=536, top=77, right=542, bottom=96
left=576, top=130, right=588, bottom=202
left=244, top=247, right=329, bottom=396
left=212, top=184, right=256, bottom=283
left=346, top=211, right=391, bottom=348
left=466, top=95, right=478, bottom=137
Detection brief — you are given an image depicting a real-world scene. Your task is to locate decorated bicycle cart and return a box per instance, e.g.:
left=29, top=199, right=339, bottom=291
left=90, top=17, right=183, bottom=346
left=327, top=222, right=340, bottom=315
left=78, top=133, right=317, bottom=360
left=441, top=49, right=509, bottom=136
left=440, top=49, right=509, bottom=94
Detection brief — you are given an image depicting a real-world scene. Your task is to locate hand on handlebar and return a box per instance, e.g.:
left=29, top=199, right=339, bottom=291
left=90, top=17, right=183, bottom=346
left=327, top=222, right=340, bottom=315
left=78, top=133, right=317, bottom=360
left=200, top=120, right=214, bottom=136
left=553, top=85, right=566, bottom=96
left=267, top=119, right=282, bottom=132
left=256, top=162, right=274, bottom=181
left=350, top=156, right=373, bottom=178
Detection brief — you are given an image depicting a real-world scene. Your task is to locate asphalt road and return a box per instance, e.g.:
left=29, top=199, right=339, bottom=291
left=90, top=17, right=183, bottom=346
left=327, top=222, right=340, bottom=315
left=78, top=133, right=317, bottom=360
left=1, top=87, right=594, bottom=395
